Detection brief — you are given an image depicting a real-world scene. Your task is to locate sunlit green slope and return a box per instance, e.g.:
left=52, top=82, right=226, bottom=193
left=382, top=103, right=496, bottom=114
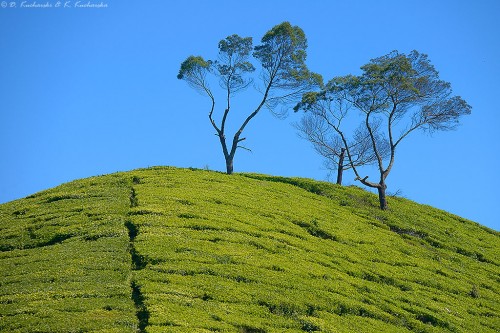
left=0, top=167, right=498, bottom=332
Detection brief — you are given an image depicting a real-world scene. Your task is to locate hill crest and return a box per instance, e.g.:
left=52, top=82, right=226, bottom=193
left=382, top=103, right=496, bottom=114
left=0, top=166, right=498, bottom=332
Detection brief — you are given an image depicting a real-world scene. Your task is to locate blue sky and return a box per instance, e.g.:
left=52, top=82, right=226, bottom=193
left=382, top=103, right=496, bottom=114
left=1, top=0, right=499, bottom=231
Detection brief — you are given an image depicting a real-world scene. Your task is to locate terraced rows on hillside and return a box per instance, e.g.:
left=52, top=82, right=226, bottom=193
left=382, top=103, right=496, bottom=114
left=0, top=167, right=499, bottom=332
left=0, top=173, right=136, bottom=332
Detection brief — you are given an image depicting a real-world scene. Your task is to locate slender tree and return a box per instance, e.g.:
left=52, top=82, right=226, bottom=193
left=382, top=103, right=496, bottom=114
left=178, top=22, right=321, bottom=174
left=296, top=50, right=471, bottom=209
left=295, top=93, right=387, bottom=184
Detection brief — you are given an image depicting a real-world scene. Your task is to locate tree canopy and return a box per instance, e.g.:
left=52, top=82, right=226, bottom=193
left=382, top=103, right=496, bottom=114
left=296, top=50, right=471, bottom=209
left=178, top=22, right=321, bottom=174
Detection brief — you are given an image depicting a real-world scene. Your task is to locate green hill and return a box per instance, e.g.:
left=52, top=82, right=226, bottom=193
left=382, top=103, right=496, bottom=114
left=0, top=166, right=498, bottom=333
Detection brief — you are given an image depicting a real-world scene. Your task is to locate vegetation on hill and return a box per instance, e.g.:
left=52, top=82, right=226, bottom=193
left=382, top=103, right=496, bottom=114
left=0, top=167, right=498, bottom=332
left=0, top=173, right=136, bottom=332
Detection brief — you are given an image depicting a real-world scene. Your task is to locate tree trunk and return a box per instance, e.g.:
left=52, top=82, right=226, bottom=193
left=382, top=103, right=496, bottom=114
left=377, top=184, right=387, bottom=210
left=225, top=157, right=234, bottom=175
left=336, top=148, right=345, bottom=185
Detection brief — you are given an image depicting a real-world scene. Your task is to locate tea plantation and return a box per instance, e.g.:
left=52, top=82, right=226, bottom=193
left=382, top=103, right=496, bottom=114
left=0, top=166, right=498, bottom=332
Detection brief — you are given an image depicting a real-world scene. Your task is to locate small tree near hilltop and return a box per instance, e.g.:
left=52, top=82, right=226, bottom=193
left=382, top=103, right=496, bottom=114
left=295, top=50, right=471, bottom=209
left=178, top=22, right=321, bottom=174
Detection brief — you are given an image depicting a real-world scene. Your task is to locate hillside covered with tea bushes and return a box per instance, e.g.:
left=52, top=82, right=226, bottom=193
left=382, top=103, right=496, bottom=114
left=0, top=167, right=498, bottom=332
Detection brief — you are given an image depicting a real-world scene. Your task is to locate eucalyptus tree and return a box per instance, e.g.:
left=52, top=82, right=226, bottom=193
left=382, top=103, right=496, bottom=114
left=178, top=22, right=321, bottom=174
left=295, top=96, right=388, bottom=185
left=296, top=50, right=471, bottom=209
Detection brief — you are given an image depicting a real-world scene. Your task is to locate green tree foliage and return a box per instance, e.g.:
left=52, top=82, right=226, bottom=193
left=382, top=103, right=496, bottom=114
left=295, top=50, right=471, bottom=209
left=178, top=22, right=321, bottom=174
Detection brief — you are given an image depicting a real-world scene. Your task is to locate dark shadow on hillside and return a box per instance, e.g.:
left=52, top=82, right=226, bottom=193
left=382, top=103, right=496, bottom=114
left=125, top=219, right=149, bottom=331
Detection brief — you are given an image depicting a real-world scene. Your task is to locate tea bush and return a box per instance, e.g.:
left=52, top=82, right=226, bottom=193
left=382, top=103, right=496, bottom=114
left=1, top=166, right=498, bottom=332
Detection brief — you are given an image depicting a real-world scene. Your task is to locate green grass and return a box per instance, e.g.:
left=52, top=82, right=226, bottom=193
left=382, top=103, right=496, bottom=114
left=1, top=166, right=498, bottom=332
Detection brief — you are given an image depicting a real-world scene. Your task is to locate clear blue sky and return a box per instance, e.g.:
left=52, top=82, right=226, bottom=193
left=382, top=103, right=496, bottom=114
left=1, top=0, right=499, bottom=231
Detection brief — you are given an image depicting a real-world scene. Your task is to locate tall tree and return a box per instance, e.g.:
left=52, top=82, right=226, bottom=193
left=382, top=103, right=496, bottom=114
left=178, top=22, right=321, bottom=174
left=296, top=50, right=471, bottom=209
